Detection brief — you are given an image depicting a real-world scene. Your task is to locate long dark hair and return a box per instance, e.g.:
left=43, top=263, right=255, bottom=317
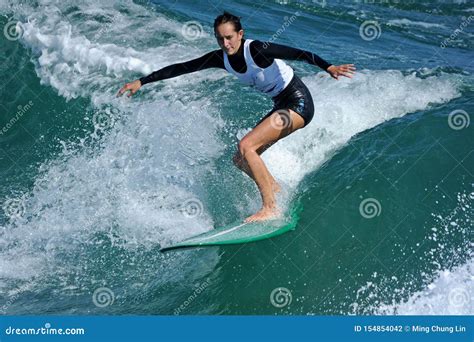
left=213, top=11, right=242, bottom=33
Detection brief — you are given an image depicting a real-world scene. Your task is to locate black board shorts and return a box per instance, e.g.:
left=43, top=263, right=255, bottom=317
left=257, top=74, right=315, bottom=127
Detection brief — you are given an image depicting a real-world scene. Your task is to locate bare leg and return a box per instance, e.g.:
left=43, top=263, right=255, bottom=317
left=236, top=109, right=305, bottom=222
left=233, top=144, right=281, bottom=193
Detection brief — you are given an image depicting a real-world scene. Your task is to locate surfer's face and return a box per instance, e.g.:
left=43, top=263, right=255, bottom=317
left=215, top=23, right=243, bottom=55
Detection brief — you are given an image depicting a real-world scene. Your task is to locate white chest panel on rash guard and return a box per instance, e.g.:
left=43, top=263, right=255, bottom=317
left=223, top=39, right=294, bottom=97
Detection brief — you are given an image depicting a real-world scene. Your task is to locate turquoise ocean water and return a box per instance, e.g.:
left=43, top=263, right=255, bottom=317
left=0, top=0, right=472, bottom=315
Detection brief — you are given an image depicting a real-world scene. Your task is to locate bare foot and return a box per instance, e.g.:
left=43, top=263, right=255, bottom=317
left=244, top=206, right=281, bottom=223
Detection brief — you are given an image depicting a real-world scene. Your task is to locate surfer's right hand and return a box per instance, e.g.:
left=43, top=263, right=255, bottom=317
left=117, top=80, right=141, bottom=97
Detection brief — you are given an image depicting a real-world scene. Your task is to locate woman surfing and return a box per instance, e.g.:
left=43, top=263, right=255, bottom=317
left=118, top=11, right=356, bottom=222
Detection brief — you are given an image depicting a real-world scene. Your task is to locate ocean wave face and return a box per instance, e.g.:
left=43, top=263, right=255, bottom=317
left=0, top=0, right=472, bottom=314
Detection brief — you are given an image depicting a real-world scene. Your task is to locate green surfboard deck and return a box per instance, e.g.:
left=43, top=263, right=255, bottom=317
left=160, top=204, right=301, bottom=252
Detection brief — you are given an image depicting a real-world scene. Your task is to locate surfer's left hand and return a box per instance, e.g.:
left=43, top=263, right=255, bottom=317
left=327, top=64, right=356, bottom=80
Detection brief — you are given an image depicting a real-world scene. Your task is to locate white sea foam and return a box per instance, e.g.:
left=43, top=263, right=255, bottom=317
left=0, top=0, right=222, bottom=286
left=350, top=191, right=473, bottom=315
left=379, top=258, right=473, bottom=315
left=387, top=19, right=447, bottom=30
left=263, top=69, right=462, bottom=188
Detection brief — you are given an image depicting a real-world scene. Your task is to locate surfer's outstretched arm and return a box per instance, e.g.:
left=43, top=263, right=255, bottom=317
left=117, top=50, right=224, bottom=97
left=251, top=41, right=355, bottom=80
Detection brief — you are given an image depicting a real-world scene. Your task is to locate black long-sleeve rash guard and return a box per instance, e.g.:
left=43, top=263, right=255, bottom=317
left=139, top=39, right=332, bottom=85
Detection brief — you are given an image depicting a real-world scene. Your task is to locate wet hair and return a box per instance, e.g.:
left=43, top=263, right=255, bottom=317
left=213, top=11, right=242, bottom=33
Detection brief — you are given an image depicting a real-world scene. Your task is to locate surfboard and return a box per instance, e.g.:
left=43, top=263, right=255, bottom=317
left=160, top=206, right=301, bottom=252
